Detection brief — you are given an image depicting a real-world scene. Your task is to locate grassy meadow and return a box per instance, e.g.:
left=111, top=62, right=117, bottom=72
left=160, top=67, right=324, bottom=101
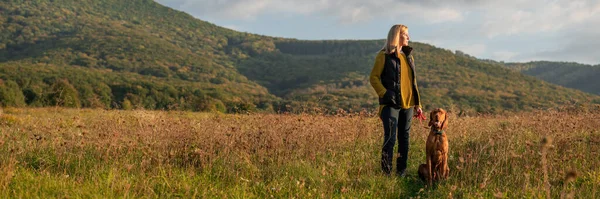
left=0, top=106, right=599, bottom=198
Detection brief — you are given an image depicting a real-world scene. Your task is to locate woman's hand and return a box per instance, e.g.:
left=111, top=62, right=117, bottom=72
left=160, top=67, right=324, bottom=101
left=415, top=107, right=422, bottom=116
left=414, top=107, right=426, bottom=121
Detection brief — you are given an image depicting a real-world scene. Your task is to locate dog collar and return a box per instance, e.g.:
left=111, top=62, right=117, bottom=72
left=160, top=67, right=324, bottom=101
left=435, top=130, right=444, bottom=135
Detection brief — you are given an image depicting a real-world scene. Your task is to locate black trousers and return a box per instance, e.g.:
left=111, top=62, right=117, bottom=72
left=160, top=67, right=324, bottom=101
left=380, top=106, right=413, bottom=175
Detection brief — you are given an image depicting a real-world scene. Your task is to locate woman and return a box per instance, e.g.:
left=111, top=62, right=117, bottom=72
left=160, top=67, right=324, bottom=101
left=369, top=24, right=422, bottom=176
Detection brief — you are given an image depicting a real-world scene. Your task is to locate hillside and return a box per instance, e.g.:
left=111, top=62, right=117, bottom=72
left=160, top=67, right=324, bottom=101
left=0, top=0, right=279, bottom=112
left=504, top=61, right=600, bottom=95
left=239, top=40, right=600, bottom=113
left=1, top=0, right=599, bottom=114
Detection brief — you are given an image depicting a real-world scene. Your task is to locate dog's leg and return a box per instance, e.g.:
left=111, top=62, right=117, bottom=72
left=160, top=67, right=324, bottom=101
left=440, top=156, right=447, bottom=180
left=427, top=156, right=433, bottom=187
left=442, top=153, right=449, bottom=179
left=443, top=139, right=450, bottom=179
left=433, top=163, right=440, bottom=181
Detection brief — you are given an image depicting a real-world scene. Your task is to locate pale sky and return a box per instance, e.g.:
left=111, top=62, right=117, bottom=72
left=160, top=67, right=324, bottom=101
left=155, top=0, right=600, bottom=65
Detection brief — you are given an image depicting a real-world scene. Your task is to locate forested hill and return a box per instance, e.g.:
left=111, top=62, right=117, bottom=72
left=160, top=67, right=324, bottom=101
left=1, top=0, right=598, bottom=114
left=238, top=40, right=600, bottom=113
left=503, top=61, right=600, bottom=95
left=0, top=0, right=281, bottom=112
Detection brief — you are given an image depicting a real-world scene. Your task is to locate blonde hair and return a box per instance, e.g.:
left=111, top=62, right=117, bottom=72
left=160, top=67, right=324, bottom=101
left=382, top=24, right=408, bottom=54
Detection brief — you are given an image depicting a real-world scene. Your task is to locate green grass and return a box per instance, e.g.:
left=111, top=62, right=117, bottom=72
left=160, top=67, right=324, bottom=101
left=0, top=107, right=599, bottom=198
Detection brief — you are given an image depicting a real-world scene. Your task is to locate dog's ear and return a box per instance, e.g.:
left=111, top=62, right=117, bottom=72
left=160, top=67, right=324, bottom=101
left=428, top=110, right=434, bottom=127
left=441, top=112, right=449, bottom=130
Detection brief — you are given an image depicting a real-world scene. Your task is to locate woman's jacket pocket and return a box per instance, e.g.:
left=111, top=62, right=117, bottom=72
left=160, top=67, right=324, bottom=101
left=379, top=90, right=397, bottom=105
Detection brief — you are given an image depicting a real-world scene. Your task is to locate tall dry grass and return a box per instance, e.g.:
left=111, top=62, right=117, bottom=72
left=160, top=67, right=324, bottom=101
left=0, top=106, right=598, bottom=198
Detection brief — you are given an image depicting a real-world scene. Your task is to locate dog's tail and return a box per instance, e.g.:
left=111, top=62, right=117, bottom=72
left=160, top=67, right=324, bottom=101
left=418, top=164, right=428, bottom=182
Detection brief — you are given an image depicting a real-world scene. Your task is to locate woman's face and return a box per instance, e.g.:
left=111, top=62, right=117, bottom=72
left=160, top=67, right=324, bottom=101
left=399, top=31, right=410, bottom=46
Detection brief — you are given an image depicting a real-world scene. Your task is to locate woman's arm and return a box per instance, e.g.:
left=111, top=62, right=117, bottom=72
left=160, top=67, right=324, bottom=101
left=369, top=52, right=386, bottom=98
left=411, top=54, right=422, bottom=109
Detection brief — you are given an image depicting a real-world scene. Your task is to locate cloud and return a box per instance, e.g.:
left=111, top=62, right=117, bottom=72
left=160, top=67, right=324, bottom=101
left=491, top=51, right=517, bottom=61
left=155, top=0, right=600, bottom=64
left=171, top=0, right=272, bottom=20
left=157, top=0, right=598, bottom=34
left=515, top=24, right=600, bottom=65
left=156, top=0, right=465, bottom=24
left=480, top=1, right=600, bottom=38
left=456, top=43, right=486, bottom=57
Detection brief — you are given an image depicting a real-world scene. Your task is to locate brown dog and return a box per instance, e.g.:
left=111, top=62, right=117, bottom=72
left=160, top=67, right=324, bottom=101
left=418, top=108, right=449, bottom=186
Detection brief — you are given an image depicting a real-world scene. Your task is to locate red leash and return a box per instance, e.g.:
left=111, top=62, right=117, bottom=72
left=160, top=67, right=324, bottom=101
left=414, top=111, right=428, bottom=129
